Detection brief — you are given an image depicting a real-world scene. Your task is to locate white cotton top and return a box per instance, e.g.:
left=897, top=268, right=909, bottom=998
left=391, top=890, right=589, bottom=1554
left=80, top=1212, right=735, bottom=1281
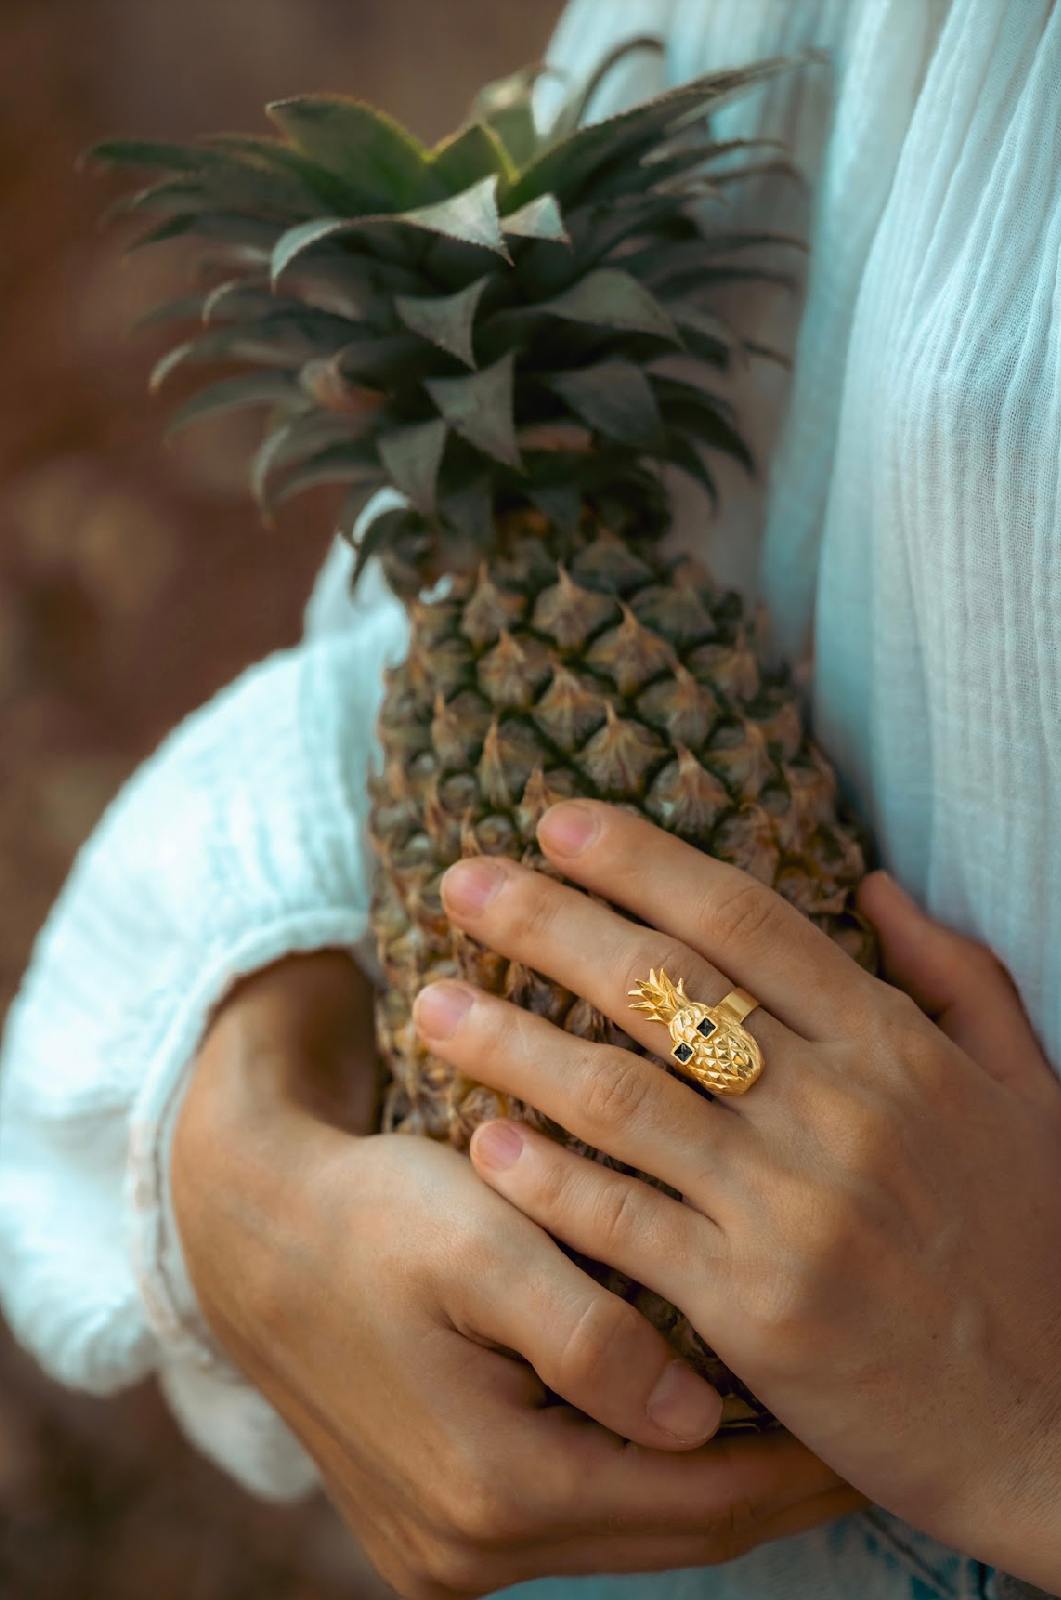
left=1, top=0, right=1060, bottom=1510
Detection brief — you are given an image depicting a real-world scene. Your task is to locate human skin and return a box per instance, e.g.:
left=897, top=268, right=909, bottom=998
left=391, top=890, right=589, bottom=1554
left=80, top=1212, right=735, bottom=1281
left=413, top=799, right=1061, bottom=1594
left=172, top=951, right=860, bottom=1600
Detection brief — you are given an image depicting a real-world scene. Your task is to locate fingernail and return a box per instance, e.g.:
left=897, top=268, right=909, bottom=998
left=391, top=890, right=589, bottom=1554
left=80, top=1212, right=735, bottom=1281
left=646, top=1361, right=723, bottom=1443
left=862, top=869, right=920, bottom=915
left=878, top=870, right=916, bottom=906
left=415, top=982, right=474, bottom=1040
left=441, top=858, right=507, bottom=914
left=472, top=1120, right=524, bottom=1171
left=539, top=801, right=600, bottom=857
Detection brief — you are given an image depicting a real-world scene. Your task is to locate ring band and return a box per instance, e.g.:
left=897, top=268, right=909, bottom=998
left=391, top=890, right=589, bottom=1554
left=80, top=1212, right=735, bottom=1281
left=627, top=968, right=765, bottom=1096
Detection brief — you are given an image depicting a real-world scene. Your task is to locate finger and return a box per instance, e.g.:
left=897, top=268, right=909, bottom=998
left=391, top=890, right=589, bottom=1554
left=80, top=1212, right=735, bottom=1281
left=858, top=871, right=1057, bottom=1105
left=438, top=855, right=796, bottom=1085
left=535, top=799, right=876, bottom=1040
left=469, top=1117, right=714, bottom=1323
left=414, top=980, right=740, bottom=1210
left=443, top=1202, right=724, bottom=1452
left=494, top=1484, right=865, bottom=1585
left=529, top=1410, right=846, bottom=1537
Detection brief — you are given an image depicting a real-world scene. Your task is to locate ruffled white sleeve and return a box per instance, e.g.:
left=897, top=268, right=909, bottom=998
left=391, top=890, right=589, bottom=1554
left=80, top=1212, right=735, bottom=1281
left=0, top=551, right=407, bottom=1499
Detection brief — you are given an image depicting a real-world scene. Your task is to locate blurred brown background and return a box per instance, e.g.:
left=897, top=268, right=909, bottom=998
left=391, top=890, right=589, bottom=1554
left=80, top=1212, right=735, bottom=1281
left=0, top=2, right=561, bottom=1593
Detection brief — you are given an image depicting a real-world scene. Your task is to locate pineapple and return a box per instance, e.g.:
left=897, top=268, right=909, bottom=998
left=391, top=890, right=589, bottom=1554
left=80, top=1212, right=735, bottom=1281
left=90, top=42, right=874, bottom=1428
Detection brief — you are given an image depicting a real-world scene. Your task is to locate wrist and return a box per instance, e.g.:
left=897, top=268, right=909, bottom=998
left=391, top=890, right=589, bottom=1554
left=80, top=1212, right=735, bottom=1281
left=953, top=1410, right=1061, bottom=1591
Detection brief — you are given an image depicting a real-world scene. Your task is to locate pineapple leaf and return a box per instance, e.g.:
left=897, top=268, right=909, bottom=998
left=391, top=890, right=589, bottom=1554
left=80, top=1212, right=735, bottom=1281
left=550, top=35, right=665, bottom=140
left=426, top=350, right=522, bottom=469
left=200, top=133, right=366, bottom=212
left=125, top=212, right=279, bottom=258
left=662, top=432, right=719, bottom=509
left=349, top=501, right=415, bottom=586
left=658, top=393, right=756, bottom=476
left=561, top=193, right=683, bottom=275
left=744, top=338, right=792, bottom=369
left=83, top=137, right=216, bottom=175
left=271, top=175, right=509, bottom=284
left=107, top=163, right=320, bottom=222
left=547, top=359, right=666, bottom=449
left=525, top=480, right=582, bottom=536
left=201, top=278, right=278, bottom=325
left=398, top=176, right=509, bottom=255
left=270, top=218, right=368, bottom=282
left=102, top=178, right=201, bottom=222
left=378, top=418, right=448, bottom=513
left=165, top=372, right=300, bottom=436
left=501, top=193, right=569, bottom=244
left=269, top=440, right=382, bottom=509
left=132, top=293, right=207, bottom=331
left=332, top=333, right=432, bottom=387
left=507, top=58, right=792, bottom=209
left=484, top=103, right=539, bottom=171
left=251, top=413, right=369, bottom=511
left=439, top=474, right=495, bottom=547
left=395, top=277, right=489, bottom=369
left=148, top=308, right=366, bottom=389
left=265, top=96, right=439, bottom=208
left=540, top=267, right=680, bottom=343
left=470, top=64, right=549, bottom=169
left=430, top=122, right=514, bottom=190
left=651, top=374, right=739, bottom=424
left=672, top=317, right=734, bottom=371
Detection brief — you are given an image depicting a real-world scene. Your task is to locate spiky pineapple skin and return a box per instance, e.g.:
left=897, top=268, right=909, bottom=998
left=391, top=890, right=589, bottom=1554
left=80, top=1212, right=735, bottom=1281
left=368, top=504, right=874, bottom=1430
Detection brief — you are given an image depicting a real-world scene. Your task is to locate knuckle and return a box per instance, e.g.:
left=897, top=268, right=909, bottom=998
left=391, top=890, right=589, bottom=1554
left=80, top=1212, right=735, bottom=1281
left=868, top=998, right=950, bottom=1097
left=849, top=983, right=927, bottom=1081
left=510, top=873, right=559, bottom=946
left=829, top=1080, right=893, bottom=1171
left=556, top=1291, right=640, bottom=1395
left=873, top=984, right=923, bottom=1032
left=702, top=877, right=783, bottom=953
left=737, top=1190, right=844, bottom=1342
left=580, top=1046, right=651, bottom=1132
left=590, top=1176, right=642, bottom=1255
left=447, top=1474, right=524, bottom=1548
left=420, top=1537, right=488, bottom=1594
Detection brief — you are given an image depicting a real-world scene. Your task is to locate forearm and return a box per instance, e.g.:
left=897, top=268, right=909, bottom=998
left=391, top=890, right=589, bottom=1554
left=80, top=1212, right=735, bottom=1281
left=192, top=951, right=383, bottom=1137
left=172, top=952, right=382, bottom=1346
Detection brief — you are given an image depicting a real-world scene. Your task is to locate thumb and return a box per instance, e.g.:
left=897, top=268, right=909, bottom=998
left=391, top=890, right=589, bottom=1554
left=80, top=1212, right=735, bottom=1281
left=857, top=871, right=1056, bottom=1105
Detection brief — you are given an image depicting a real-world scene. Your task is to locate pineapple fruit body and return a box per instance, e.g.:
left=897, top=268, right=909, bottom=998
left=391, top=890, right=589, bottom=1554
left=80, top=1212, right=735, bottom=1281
left=370, top=503, right=872, bottom=1430
left=94, top=40, right=878, bottom=1431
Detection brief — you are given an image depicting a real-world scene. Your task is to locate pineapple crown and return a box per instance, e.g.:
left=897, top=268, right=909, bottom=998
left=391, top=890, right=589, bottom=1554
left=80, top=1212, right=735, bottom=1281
left=86, top=41, right=802, bottom=591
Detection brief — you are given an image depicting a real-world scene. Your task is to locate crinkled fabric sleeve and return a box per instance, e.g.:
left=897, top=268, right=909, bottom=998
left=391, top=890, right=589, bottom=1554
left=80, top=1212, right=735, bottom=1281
left=0, top=575, right=408, bottom=1499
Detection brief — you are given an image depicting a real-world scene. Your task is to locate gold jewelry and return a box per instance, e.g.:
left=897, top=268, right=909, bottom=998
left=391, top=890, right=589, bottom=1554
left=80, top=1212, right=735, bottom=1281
left=627, top=968, right=764, bottom=1096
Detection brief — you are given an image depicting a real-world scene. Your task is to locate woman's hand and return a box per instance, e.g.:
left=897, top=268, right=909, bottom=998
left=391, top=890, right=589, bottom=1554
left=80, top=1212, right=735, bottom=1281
left=415, top=801, right=1061, bottom=1592
left=172, top=951, right=858, bottom=1600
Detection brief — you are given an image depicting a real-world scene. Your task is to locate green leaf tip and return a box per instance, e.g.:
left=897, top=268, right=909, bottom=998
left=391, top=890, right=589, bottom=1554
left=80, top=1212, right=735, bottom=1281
left=426, top=349, right=522, bottom=470
left=395, top=277, right=489, bottom=369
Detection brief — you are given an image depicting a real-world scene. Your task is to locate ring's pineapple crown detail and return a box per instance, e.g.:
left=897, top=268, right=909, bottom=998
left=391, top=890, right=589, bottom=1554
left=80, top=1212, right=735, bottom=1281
left=90, top=40, right=874, bottom=1429
left=628, top=967, right=764, bottom=1094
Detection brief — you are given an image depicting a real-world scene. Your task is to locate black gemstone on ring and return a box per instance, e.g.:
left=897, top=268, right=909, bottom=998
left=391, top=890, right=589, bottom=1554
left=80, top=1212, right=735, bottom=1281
left=672, top=1042, right=694, bottom=1063
left=697, top=1017, right=717, bottom=1038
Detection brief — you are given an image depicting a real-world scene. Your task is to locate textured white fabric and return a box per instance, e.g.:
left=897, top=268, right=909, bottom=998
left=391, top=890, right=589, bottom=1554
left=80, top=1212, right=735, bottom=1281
left=2, top=0, right=1060, bottom=1502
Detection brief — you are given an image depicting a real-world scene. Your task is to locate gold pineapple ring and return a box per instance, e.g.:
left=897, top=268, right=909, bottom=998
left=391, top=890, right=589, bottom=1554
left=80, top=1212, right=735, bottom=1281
left=628, top=968, right=765, bottom=1096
